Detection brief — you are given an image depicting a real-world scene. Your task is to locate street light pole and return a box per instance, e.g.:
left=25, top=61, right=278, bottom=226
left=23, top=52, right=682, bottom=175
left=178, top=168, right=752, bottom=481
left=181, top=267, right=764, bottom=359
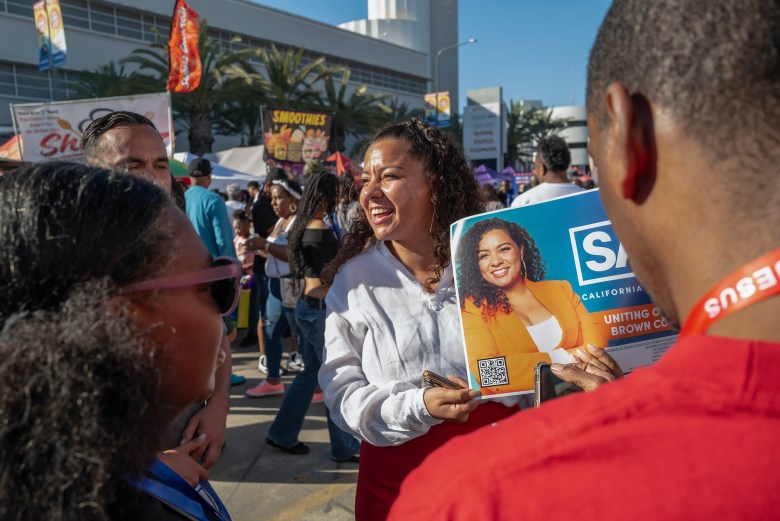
left=434, top=38, right=477, bottom=126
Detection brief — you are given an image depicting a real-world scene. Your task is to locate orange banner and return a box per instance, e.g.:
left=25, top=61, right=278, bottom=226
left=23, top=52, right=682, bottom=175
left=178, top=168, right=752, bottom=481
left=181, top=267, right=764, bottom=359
left=591, top=304, right=674, bottom=342
left=167, top=0, right=201, bottom=93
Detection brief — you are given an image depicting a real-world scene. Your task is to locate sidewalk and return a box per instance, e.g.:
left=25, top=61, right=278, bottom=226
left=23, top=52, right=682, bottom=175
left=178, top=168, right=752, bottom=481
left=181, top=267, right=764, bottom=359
left=209, top=337, right=358, bottom=521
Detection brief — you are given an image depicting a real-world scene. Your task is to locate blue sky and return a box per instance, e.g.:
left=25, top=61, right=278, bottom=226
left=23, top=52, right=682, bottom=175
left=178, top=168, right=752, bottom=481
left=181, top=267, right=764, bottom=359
left=252, top=0, right=612, bottom=111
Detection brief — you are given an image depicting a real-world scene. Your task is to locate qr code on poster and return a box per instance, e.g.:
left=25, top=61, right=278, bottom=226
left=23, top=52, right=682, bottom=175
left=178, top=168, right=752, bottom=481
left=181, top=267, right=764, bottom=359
left=477, top=356, right=509, bottom=387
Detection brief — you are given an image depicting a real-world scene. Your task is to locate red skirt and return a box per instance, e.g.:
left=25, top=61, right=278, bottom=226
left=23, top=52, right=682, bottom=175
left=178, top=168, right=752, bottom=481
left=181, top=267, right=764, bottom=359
left=355, top=402, right=518, bottom=521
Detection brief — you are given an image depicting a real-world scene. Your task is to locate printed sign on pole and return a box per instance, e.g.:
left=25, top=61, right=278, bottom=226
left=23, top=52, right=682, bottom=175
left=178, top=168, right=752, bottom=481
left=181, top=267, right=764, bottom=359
left=33, top=0, right=67, bottom=71
left=424, top=91, right=451, bottom=128
left=11, top=93, right=174, bottom=162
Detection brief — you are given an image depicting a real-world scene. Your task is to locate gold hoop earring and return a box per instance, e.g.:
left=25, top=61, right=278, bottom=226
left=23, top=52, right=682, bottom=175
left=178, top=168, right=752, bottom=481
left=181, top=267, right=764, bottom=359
left=522, top=258, right=528, bottom=279
left=289, top=203, right=298, bottom=213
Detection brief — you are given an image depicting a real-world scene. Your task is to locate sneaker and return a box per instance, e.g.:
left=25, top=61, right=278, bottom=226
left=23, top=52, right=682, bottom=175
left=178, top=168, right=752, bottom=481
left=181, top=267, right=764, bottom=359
left=286, top=351, right=304, bottom=373
left=311, top=391, right=324, bottom=404
left=258, top=354, right=268, bottom=374
left=245, top=380, right=284, bottom=397
left=266, top=437, right=310, bottom=455
left=230, top=373, right=246, bottom=386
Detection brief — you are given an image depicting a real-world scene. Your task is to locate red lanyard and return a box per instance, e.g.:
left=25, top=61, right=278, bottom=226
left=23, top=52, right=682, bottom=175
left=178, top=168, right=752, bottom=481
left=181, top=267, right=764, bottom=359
left=681, top=248, right=780, bottom=336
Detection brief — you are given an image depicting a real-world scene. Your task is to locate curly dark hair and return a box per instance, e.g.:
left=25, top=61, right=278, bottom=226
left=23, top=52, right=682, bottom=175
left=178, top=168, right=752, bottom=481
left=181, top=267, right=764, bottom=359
left=288, top=171, right=339, bottom=279
left=456, top=218, right=546, bottom=316
left=0, top=162, right=177, bottom=519
left=321, top=118, right=484, bottom=291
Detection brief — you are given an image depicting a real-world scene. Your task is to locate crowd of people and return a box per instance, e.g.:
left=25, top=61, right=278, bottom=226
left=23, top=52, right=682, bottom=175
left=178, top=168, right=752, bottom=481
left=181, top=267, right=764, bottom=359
left=1, top=0, right=778, bottom=519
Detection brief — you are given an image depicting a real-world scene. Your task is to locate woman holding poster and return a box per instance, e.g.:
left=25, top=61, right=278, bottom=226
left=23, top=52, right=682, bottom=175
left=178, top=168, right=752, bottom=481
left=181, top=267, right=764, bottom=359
left=455, top=217, right=608, bottom=394
left=319, top=119, right=522, bottom=520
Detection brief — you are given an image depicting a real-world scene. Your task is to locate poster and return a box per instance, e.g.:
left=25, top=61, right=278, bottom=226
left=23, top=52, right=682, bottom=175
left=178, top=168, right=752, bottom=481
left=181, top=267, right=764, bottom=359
left=424, top=91, right=450, bottom=128
left=167, top=0, right=201, bottom=93
left=262, top=107, right=333, bottom=166
left=451, top=189, right=677, bottom=397
left=11, top=92, right=173, bottom=162
left=34, top=0, right=67, bottom=71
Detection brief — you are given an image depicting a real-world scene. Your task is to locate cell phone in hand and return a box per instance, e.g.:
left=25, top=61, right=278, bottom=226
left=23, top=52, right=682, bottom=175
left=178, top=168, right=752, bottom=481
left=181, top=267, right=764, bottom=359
left=534, top=363, right=583, bottom=407
left=423, top=370, right=463, bottom=390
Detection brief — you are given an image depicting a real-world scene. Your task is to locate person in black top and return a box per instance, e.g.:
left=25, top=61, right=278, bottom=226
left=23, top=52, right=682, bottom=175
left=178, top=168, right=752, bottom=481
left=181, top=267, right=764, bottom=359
left=243, top=169, right=285, bottom=347
left=265, top=172, right=360, bottom=461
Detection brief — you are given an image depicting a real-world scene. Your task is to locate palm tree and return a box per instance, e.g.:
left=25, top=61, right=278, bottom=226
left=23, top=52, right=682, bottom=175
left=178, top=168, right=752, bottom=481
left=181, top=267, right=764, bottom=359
left=507, top=100, right=570, bottom=168
left=257, top=44, right=329, bottom=109
left=121, top=22, right=265, bottom=154
left=378, top=97, right=424, bottom=122
left=315, top=67, right=389, bottom=152
left=69, top=62, right=150, bottom=99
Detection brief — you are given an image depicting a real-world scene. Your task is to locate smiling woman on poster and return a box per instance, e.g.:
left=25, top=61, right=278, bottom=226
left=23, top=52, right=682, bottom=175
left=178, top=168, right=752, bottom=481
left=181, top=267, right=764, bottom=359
left=456, top=217, right=608, bottom=394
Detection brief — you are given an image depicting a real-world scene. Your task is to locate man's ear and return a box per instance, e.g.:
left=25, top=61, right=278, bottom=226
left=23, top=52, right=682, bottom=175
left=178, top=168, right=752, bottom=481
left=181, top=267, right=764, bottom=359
left=604, top=83, right=656, bottom=203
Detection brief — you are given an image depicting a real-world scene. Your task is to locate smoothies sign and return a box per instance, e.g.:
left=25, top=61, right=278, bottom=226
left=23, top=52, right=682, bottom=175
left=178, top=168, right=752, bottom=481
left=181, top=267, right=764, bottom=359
left=11, top=93, right=173, bottom=162
left=262, top=108, right=333, bottom=164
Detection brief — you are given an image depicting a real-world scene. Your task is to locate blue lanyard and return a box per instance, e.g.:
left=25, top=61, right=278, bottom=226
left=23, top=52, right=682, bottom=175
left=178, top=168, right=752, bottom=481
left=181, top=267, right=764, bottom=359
left=131, top=458, right=232, bottom=521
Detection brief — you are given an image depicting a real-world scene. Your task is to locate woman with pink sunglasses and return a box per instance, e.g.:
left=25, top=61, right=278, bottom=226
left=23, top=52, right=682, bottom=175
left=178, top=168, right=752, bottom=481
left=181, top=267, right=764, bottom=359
left=0, top=162, right=239, bottom=520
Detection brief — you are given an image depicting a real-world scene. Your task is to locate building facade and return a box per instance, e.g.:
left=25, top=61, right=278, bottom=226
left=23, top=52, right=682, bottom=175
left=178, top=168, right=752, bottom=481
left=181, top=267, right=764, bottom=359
left=551, top=104, right=588, bottom=167
left=0, top=0, right=455, bottom=149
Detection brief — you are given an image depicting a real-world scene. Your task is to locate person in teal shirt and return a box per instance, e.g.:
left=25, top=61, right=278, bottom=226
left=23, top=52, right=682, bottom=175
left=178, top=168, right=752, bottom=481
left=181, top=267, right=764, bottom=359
left=185, top=158, right=237, bottom=259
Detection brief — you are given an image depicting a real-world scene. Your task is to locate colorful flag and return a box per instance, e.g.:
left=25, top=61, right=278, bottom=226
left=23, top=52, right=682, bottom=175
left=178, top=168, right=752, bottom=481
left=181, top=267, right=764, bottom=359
left=167, top=0, right=201, bottom=93
left=33, top=0, right=67, bottom=72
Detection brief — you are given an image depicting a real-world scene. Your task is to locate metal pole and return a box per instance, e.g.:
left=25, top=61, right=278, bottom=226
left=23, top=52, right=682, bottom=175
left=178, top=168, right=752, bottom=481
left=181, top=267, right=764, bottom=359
left=433, top=38, right=477, bottom=127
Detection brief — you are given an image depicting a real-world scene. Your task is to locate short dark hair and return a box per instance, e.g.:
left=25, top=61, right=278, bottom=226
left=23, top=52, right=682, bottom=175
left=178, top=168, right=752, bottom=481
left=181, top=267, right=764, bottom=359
left=82, top=111, right=159, bottom=163
left=456, top=218, right=546, bottom=316
left=587, top=0, right=780, bottom=165
left=247, top=181, right=260, bottom=190
left=536, top=135, right=570, bottom=172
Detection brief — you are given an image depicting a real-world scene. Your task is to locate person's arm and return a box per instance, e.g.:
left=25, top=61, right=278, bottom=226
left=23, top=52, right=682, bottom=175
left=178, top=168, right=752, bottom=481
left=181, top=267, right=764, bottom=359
left=179, top=332, right=231, bottom=469
left=319, top=310, right=446, bottom=447
left=462, top=303, right=552, bottom=393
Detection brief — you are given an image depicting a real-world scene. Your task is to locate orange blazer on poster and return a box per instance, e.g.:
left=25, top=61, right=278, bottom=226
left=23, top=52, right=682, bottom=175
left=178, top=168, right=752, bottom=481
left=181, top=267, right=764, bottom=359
left=463, top=279, right=608, bottom=394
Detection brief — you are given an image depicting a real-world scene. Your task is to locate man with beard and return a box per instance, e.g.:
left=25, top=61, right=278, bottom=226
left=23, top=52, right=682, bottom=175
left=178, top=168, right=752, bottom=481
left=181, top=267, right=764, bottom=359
left=83, top=112, right=231, bottom=484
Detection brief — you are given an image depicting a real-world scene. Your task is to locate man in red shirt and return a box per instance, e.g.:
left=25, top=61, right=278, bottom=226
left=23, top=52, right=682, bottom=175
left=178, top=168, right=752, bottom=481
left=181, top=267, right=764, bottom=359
left=389, top=0, right=780, bottom=519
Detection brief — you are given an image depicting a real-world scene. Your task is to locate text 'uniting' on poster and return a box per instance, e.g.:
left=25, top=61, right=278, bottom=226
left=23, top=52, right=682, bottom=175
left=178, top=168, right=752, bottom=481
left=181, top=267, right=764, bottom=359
left=262, top=108, right=333, bottom=164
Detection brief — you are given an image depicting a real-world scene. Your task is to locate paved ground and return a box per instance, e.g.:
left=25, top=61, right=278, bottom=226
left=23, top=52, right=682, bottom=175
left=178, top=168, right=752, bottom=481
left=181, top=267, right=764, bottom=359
left=209, top=334, right=358, bottom=521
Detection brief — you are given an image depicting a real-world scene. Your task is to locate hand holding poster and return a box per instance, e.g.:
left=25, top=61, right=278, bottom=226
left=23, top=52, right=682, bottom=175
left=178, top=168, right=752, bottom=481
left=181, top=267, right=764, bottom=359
left=451, top=190, right=677, bottom=397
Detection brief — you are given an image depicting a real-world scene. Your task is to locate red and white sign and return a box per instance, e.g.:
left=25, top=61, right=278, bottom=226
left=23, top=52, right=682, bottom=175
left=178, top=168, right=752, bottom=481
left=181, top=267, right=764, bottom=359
left=11, top=93, right=173, bottom=162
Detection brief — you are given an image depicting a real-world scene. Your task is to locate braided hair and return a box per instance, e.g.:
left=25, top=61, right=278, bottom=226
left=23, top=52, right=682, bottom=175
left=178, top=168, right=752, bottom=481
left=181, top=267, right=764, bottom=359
left=322, top=118, right=484, bottom=292
left=455, top=218, right=546, bottom=316
left=288, top=171, right=339, bottom=279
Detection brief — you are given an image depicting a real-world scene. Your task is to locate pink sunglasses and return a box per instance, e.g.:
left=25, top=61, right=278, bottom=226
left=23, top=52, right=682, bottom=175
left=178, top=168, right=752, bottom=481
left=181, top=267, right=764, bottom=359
left=121, top=257, right=242, bottom=316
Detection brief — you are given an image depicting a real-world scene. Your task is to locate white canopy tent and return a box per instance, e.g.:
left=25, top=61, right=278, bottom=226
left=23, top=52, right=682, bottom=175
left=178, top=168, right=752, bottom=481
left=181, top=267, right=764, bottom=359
left=174, top=151, right=265, bottom=192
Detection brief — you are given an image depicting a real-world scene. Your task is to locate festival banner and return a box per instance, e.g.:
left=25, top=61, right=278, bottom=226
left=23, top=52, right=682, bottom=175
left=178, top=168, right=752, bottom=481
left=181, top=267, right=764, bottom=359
left=34, top=0, right=67, bottom=71
left=451, top=190, right=678, bottom=398
left=11, top=93, right=174, bottom=162
left=167, top=0, right=201, bottom=93
left=424, top=91, right=451, bottom=128
left=262, top=108, right=333, bottom=165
